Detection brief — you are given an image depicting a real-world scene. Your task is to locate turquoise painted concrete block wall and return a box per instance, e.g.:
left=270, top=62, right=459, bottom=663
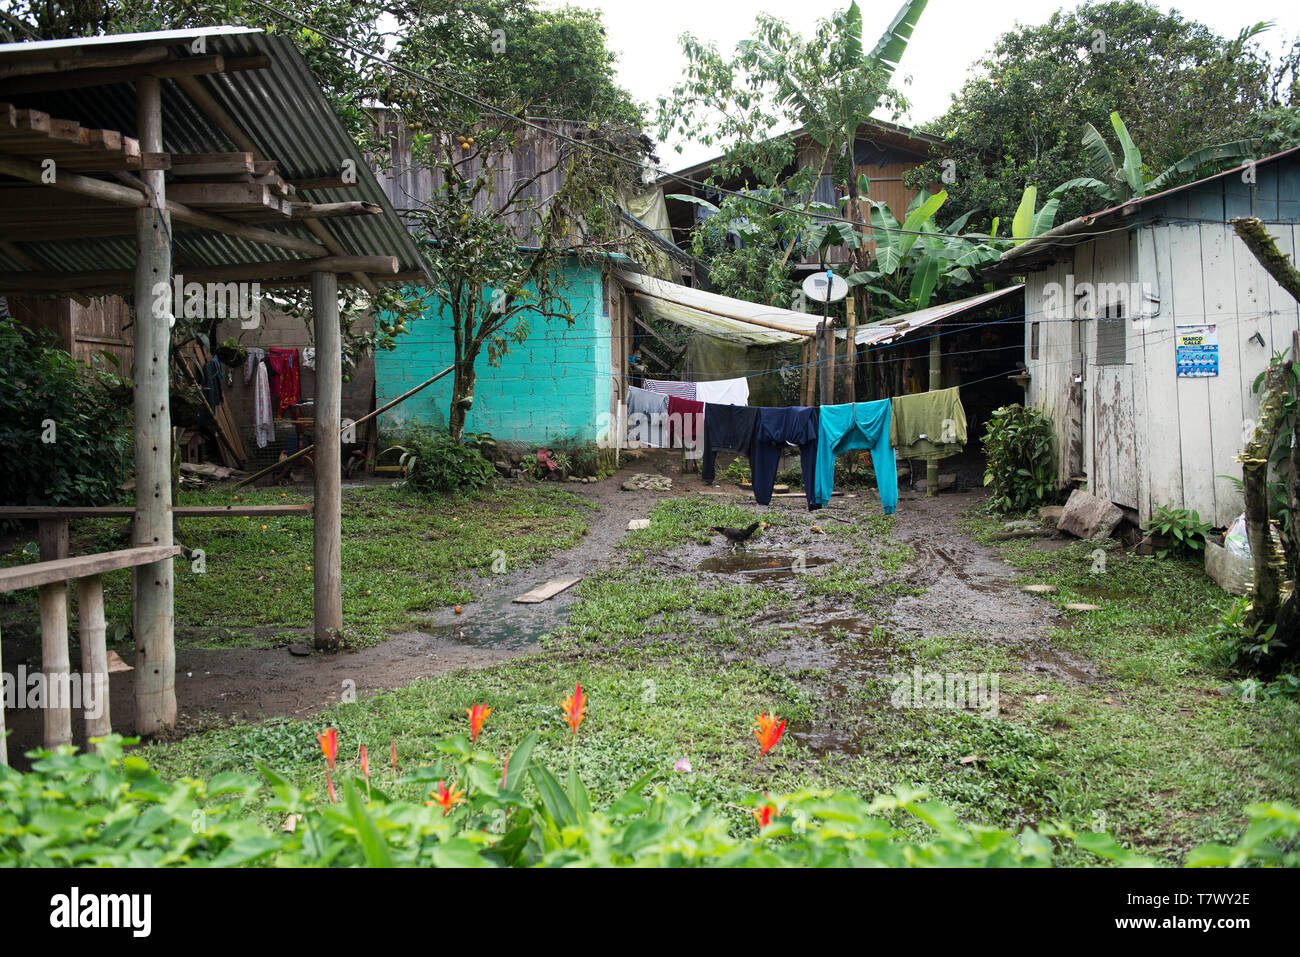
left=375, top=260, right=611, bottom=446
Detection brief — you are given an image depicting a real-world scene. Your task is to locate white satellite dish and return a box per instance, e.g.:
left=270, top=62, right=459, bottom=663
left=802, top=271, right=848, bottom=304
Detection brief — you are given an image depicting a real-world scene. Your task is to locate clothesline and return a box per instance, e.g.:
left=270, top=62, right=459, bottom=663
left=626, top=389, right=969, bottom=516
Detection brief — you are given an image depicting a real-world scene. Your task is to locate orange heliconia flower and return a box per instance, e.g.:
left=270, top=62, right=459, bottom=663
left=317, top=728, right=338, bottom=769
left=359, top=744, right=370, bottom=781
left=560, top=682, right=587, bottom=735
left=428, top=780, right=466, bottom=816
left=465, top=703, right=493, bottom=743
left=753, top=712, right=786, bottom=756
left=752, top=803, right=775, bottom=829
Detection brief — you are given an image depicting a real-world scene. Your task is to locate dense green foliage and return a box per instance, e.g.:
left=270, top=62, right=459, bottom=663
left=0, top=318, right=131, bottom=508
left=6, top=734, right=1295, bottom=867
left=981, top=404, right=1058, bottom=513
left=905, top=1, right=1298, bottom=228
left=386, top=429, right=497, bottom=496
left=1143, top=506, right=1212, bottom=558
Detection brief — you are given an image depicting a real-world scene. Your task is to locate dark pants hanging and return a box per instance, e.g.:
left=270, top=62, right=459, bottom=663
left=700, top=403, right=759, bottom=484
left=752, top=406, right=820, bottom=510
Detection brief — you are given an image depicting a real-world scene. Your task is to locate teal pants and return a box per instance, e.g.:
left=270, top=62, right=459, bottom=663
left=814, top=400, right=898, bottom=513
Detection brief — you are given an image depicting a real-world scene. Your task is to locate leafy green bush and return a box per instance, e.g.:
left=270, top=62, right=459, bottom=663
left=5, top=734, right=1295, bottom=868
left=385, top=429, right=496, bottom=496
left=1202, top=595, right=1296, bottom=687
left=0, top=318, right=132, bottom=507
left=982, top=404, right=1057, bottom=513
left=1143, top=505, right=1212, bottom=557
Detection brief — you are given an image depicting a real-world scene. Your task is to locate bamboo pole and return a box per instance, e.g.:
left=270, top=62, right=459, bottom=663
left=231, top=364, right=456, bottom=490
left=77, top=575, right=111, bottom=748
left=846, top=296, right=857, bottom=405
left=312, top=270, right=343, bottom=650
left=132, top=74, right=176, bottom=735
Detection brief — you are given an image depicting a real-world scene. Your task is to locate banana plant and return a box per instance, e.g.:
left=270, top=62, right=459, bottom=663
left=1052, top=111, right=1255, bottom=205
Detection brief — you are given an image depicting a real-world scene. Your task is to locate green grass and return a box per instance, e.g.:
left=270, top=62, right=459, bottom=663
left=43, top=490, right=1300, bottom=863
left=0, top=483, right=596, bottom=649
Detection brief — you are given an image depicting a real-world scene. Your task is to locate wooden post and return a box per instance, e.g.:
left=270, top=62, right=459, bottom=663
left=38, top=582, right=71, bottom=748
left=77, top=575, right=111, bottom=748
left=312, top=270, right=343, bottom=649
left=132, top=74, right=176, bottom=733
left=927, top=331, right=941, bottom=496
left=846, top=297, right=857, bottom=405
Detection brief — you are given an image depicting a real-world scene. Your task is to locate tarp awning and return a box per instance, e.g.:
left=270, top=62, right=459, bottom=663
left=842, top=284, right=1024, bottom=345
left=616, top=270, right=1022, bottom=349
left=614, top=269, right=821, bottom=345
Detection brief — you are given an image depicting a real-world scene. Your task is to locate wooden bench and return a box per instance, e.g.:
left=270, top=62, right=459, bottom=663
left=0, top=544, right=181, bottom=765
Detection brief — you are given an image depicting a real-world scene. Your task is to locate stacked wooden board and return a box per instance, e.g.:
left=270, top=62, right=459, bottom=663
left=0, top=101, right=141, bottom=171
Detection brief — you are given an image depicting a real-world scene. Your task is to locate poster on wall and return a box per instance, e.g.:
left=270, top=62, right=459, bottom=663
left=1175, top=324, right=1219, bottom=378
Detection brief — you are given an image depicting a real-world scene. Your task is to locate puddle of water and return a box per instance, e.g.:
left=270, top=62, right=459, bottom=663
left=789, top=722, right=866, bottom=757
left=699, top=550, right=833, bottom=580
left=419, top=578, right=577, bottom=650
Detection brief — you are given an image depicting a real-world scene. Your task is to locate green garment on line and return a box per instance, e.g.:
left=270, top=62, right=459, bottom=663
left=889, top=386, right=967, bottom=460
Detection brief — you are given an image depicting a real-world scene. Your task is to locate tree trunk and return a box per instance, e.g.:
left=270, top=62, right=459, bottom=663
left=449, top=359, right=477, bottom=443
left=1243, top=456, right=1281, bottom=624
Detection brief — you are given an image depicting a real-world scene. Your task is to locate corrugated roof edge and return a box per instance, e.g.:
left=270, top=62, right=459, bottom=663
left=985, top=145, right=1300, bottom=279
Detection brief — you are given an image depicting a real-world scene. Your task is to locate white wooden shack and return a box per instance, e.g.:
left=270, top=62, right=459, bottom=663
left=988, top=147, right=1300, bottom=527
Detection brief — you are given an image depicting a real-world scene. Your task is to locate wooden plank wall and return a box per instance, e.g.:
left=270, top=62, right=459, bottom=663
left=1027, top=212, right=1300, bottom=527
left=371, top=110, right=589, bottom=247
left=7, top=294, right=132, bottom=373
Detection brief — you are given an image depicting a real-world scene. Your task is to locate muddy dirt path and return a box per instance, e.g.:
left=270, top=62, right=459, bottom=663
left=3, top=457, right=1092, bottom=758
left=2, top=456, right=684, bottom=752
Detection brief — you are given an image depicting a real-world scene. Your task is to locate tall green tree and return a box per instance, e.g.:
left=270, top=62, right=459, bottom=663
left=657, top=0, right=928, bottom=313
left=904, top=2, right=1294, bottom=227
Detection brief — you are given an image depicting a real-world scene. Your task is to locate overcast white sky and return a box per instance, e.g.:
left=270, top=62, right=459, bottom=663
left=546, top=0, right=1300, bottom=170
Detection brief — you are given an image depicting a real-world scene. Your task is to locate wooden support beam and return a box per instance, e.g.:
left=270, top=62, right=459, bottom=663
left=132, top=74, right=176, bottom=736
left=0, top=153, right=326, bottom=256
left=312, top=270, right=344, bottom=650
left=0, top=45, right=170, bottom=81
left=0, top=54, right=239, bottom=96
left=77, top=575, right=111, bottom=749
left=173, top=74, right=259, bottom=155
left=0, top=545, right=184, bottom=593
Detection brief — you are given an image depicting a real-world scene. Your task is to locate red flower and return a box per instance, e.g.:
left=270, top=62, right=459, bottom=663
left=465, top=702, right=493, bottom=743
left=359, top=745, right=369, bottom=781
left=391, top=739, right=397, bottom=773
left=317, top=728, right=338, bottom=769
left=753, top=712, right=786, bottom=756
left=751, top=803, right=775, bottom=829
left=560, top=682, right=587, bottom=735
left=325, top=768, right=337, bottom=804
left=429, top=780, right=465, bottom=816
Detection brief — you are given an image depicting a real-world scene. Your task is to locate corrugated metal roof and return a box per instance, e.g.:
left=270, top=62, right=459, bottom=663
left=844, top=284, right=1024, bottom=345
left=986, top=146, right=1300, bottom=278
left=0, top=27, right=428, bottom=284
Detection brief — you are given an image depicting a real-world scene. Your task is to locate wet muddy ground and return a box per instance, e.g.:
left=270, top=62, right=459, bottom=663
left=2, top=452, right=1096, bottom=760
